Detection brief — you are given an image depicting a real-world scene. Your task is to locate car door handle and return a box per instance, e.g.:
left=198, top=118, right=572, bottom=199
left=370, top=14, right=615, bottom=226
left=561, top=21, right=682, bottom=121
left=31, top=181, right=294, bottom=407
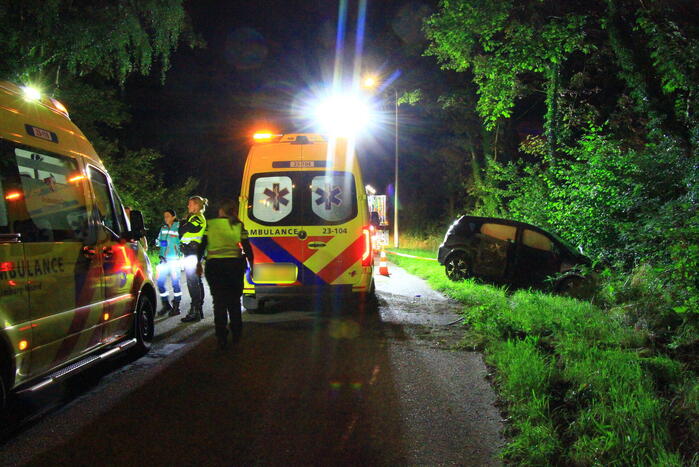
left=82, top=246, right=97, bottom=258
left=102, top=246, right=114, bottom=260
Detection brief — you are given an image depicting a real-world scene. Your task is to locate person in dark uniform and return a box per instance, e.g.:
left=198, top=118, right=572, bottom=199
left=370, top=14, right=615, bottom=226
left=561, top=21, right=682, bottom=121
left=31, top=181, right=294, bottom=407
left=179, top=195, right=208, bottom=322
left=203, top=199, right=254, bottom=349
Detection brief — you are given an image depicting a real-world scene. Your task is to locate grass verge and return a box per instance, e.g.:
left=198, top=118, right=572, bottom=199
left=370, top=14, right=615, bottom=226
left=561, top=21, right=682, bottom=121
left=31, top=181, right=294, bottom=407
left=387, top=248, right=696, bottom=466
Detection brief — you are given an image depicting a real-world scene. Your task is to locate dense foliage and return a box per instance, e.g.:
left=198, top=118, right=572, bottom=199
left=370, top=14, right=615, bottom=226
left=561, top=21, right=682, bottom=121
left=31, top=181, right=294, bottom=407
left=422, top=0, right=698, bottom=337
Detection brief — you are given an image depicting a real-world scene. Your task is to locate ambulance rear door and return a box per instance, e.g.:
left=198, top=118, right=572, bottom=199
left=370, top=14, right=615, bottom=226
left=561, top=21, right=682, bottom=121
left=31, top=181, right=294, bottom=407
left=247, top=166, right=303, bottom=286
left=298, top=143, right=364, bottom=288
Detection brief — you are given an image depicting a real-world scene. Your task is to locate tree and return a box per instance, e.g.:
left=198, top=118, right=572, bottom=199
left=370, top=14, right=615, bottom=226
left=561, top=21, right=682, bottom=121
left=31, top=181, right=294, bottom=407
left=0, top=0, right=199, bottom=85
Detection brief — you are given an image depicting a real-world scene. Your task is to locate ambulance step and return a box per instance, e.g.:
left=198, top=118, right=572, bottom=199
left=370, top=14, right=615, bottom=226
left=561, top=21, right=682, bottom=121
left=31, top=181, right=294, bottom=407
left=19, top=338, right=138, bottom=394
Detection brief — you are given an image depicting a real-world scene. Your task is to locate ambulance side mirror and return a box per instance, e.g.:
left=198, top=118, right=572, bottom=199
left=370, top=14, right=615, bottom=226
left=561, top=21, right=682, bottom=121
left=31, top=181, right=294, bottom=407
left=127, top=210, right=146, bottom=240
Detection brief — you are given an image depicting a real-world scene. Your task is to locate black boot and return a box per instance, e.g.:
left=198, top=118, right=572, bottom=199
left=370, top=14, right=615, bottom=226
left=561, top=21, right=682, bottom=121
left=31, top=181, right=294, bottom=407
left=168, top=300, right=181, bottom=316
left=181, top=305, right=199, bottom=322
left=158, top=299, right=172, bottom=317
left=182, top=305, right=201, bottom=323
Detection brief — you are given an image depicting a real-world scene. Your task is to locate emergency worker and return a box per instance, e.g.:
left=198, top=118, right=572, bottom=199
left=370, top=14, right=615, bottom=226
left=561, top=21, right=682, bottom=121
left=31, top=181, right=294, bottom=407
left=204, top=199, right=254, bottom=349
left=155, top=209, right=182, bottom=316
left=179, top=195, right=208, bottom=322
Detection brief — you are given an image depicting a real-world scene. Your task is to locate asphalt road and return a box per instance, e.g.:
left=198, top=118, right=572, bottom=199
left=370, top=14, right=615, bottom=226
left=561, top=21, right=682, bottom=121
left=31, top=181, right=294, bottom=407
left=0, top=262, right=503, bottom=466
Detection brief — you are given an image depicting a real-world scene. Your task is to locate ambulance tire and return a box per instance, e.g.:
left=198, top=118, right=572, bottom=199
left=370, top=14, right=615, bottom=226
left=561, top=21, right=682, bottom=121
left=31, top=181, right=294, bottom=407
left=133, top=294, right=155, bottom=354
left=243, top=296, right=266, bottom=314
left=356, top=280, right=378, bottom=313
left=0, top=348, right=10, bottom=416
left=0, top=363, right=7, bottom=415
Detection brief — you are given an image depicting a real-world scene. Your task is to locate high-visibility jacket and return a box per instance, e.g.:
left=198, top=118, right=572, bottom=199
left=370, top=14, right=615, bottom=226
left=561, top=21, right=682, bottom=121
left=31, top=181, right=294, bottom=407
left=179, top=212, right=206, bottom=245
left=157, top=221, right=181, bottom=259
left=205, top=218, right=249, bottom=259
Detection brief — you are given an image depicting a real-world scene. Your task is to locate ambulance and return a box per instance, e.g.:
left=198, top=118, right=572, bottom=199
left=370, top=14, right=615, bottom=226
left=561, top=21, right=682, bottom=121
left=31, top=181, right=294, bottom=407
left=0, top=81, right=156, bottom=412
left=239, top=133, right=375, bottom=312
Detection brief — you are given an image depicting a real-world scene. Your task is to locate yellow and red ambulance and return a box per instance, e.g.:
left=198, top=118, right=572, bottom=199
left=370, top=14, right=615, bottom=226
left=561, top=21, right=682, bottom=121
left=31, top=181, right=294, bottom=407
left=239, top=133, right=374, bottom=311
left=0, top=81, right=156, bottom=411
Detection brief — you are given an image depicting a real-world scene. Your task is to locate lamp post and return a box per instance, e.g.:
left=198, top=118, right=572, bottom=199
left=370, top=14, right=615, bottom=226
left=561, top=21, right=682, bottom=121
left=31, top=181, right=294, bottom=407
left=393, top=88, right=399, bottom=249
left=363, top=76, right=400, bottom=248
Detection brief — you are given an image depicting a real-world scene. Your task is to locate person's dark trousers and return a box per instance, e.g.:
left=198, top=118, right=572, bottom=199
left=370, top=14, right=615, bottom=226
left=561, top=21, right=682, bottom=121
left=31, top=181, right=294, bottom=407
left=205, top=258, right=245, bottom=343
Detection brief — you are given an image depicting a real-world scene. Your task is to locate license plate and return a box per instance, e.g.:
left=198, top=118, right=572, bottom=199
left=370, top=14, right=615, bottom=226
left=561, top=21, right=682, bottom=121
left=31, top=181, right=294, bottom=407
left=253, top=263, right=298, bottom=283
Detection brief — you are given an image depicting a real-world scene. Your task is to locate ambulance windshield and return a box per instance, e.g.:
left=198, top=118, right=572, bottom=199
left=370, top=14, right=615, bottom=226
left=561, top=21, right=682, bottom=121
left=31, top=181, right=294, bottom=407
left=249, top=171, right=357, bottom=226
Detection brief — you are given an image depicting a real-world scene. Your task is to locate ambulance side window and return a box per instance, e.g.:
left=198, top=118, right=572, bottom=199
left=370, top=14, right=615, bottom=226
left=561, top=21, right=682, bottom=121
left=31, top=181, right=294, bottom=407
left=0, top=142, right=89, bottom=242
left=88, top=167, right=120, bottom=236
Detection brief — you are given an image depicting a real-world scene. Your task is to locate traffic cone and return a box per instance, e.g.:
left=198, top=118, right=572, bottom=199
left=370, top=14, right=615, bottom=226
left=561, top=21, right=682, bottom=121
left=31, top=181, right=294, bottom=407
left=379, top=248, right=390, bottom=276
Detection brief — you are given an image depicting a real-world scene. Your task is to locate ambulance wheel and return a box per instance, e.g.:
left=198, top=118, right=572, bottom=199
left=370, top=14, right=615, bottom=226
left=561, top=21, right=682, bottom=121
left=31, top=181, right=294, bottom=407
left=243, top=296, right=265, bottom=314
left=445, top=252, right=470, bottom=281
left=134, top=294, right=155, bottom=353
left=0, top=366, right=7, bottom=415
left=0, top=350, right=10, bottom=416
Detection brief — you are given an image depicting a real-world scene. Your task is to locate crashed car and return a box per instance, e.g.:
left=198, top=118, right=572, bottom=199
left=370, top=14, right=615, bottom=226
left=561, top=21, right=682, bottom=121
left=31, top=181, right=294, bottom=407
left=437, top=216, right=591, bottom=293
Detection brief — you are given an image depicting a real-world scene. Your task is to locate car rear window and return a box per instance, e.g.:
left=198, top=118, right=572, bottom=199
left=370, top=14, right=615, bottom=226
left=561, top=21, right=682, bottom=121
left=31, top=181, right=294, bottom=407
left=522, top=229, right=553, bottom=251
left=249, top=171, right=357, bottom=226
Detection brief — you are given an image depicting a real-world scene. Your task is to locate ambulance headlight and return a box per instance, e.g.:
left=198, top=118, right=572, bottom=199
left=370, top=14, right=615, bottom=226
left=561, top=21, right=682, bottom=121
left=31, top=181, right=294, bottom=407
left=314, top=94, right=373, bottom=137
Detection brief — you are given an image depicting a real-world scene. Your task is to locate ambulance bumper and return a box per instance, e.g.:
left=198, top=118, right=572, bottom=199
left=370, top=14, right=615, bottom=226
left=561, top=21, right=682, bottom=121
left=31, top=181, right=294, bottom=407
left=249, top=284, right=354, bottom=299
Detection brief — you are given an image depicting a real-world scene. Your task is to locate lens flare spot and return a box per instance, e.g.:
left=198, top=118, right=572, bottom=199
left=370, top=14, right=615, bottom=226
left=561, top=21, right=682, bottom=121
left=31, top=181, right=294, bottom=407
left=329, top=319, right=360, bottom=339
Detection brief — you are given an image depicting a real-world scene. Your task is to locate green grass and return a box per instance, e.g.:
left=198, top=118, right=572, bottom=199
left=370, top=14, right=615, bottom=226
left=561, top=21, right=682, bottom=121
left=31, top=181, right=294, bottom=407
left=388, top=248, right=692, bottom=466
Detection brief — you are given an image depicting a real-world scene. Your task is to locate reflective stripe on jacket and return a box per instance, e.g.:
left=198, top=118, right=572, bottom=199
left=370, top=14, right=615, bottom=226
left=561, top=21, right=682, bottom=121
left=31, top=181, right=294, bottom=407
left=205, top=218, right=248, bottom=259
left=157, top=221, right=181, bottom=259
left=180, top=213, right=206, bottom=245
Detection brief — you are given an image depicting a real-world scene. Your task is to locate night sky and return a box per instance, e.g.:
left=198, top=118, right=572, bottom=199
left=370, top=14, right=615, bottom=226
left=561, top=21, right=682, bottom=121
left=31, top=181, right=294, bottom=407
left=123, top=0, right=436, bottom=202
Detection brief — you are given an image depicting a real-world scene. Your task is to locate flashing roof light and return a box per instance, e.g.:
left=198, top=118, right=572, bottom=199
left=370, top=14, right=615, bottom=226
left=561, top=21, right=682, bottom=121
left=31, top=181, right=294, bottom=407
left=21, top=86, right=41, bottom=101
left=253, top=132, right=274, bottom=141
left=314, top=94, right=373, bottom=137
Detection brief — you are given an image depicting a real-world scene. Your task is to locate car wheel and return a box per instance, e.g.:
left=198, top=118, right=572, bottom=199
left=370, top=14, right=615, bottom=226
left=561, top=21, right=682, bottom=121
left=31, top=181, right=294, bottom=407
left=134, top=294, right=155, bottom=353
left=555, top=275, right=586, bottom=298
left=445, top=252, right=470, bottom=281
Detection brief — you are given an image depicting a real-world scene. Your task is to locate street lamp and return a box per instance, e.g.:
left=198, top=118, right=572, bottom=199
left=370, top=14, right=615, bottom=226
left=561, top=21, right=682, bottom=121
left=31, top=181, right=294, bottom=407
left=363, top=76, right=400, bottom=248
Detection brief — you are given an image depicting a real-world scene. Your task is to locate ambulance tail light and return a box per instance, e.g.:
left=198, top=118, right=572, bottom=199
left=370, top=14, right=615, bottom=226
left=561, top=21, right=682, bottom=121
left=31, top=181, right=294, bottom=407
left=361, top=226, right=372, bottom=267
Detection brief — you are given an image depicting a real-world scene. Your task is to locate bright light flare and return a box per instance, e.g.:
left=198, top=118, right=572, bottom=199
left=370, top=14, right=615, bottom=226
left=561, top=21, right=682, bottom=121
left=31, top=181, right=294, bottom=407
left=363, top=76, right=377, bottom=88
left=253, top=132, right=274, bottom=141
left=5, top=191, right=22, bottom=201
left=22, top=86, right=41, bottom=101
left=314, top=94, right=373, bottom=137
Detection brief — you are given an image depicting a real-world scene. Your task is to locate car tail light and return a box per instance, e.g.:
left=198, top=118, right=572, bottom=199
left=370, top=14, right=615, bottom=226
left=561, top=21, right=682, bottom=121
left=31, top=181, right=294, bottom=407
left=361, top=226, right=372, bottom=266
